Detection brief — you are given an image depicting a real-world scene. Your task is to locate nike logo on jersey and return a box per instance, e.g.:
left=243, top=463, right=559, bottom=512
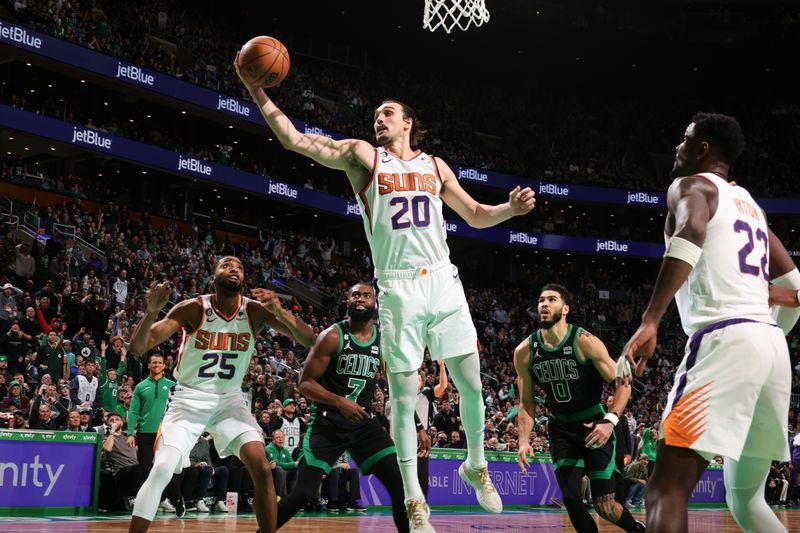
left=381, top=158, right=392, bottom=163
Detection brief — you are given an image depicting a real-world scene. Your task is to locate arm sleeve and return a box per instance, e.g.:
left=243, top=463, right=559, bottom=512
left=69, top=377, right=80, bottom=405
left=772, top=269, right=800, bottom=334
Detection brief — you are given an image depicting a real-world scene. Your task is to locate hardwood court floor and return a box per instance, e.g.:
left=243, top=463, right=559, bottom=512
left=2, top=507, right=799, bottom=532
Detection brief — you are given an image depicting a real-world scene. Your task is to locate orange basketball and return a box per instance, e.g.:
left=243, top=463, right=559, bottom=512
left=236, top=36, right=290, bottom=88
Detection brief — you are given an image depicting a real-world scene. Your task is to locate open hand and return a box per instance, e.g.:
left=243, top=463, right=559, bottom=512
left=146, top=281, right=172, bottom=314
left=517, top=442, right=535, bottom=473
left=252, top=288, right=282, bottom=315
left=621, top=321, right=658, bottom=377
left=417, top=428, right=431, bottom=458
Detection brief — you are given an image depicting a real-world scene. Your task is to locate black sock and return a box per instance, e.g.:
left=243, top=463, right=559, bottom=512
left=615, top=507, right=643, bottom=532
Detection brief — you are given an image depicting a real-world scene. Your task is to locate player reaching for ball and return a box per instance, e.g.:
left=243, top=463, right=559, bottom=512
left=235, top=38, right=535, bottom=532
left=127, top=256, right=315, bottom=533
left=514, top=284, right=645, bottom=533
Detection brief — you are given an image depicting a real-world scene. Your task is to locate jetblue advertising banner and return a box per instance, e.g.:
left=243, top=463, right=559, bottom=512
left=4, top=20, right=796, bottom=214
left=0, top=431, right=99, bottom=508
left=357, top=451, right=725, bottom=506
left=1, top=105, right=666, bottom=258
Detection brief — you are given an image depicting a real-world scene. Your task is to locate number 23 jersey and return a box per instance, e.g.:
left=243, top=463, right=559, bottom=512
left=357, top=148, right=450, bottom=271
left=174, top=294, right=255, bottom=394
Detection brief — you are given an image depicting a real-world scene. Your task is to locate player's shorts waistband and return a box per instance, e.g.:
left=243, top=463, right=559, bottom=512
left=375, top=260, right=451, bottom=280
left=551, top=403, right=605, bottom=423
left=174, top=383, right=239, bottom=398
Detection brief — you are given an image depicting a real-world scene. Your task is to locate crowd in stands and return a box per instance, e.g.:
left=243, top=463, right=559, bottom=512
left=1, top=184, right=799, bottom=510
left=1, top=0, right=799, bottom=513
left=7, top=0, right=800, bottom=197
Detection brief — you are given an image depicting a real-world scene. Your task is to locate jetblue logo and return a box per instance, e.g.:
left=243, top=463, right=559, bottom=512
left=509, top=232, right=538, bottom=246
left=0, top=21, right=43, bottom=49
left=71, top=127, right=112, bottom=150
left=627, top=191, right=660, bottom=205
left=178, top=156, right=212, bottom=176
left=269, top=182, right=298, bottom=199
left=445, top=222, right=458, bottom=233
left=539, top=183, right=569, bottom=196
left=303, top=125, right=332, bottom=138
left=346, top=202, right=362, bottom=216
left=596, top=240, right=629, bottom=253
left=115, top=62, right=155, bottom=86
left=458, top=168, right=488, bottom=182
left=217, top=95, right=250, bottom=116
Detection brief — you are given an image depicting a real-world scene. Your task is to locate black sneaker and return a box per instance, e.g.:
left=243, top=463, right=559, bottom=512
left=635, top=520, right=646, bottom=532
left=175, top=497, right=186, bottom=518
left=347, top=502, right=366, bottom=512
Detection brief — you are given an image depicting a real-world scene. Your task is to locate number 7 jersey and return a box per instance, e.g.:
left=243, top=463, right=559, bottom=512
left=357, top=148, right=450, bottom=271
left=174, top=294, right=255, bottom=394
left=672, top=173, right=775, bottom=337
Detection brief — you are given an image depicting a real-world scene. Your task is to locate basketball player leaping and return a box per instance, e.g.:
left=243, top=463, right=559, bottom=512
left=236, top=62, right=535, bottom=532
left=127, top=256, right=316, bottom=533
left=620, top=113, right=800, bottom=533
left=514, top=284, right=645, bottom=533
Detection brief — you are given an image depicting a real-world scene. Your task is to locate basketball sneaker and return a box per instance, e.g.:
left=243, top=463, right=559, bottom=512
left=158, top=499, right=175, bottom=512
left=196, top=499, right=210, bottom=512
left=457, top=462, right=503, bottom=513
left=215, top=500, right=229, bottom=512
left=405, top=497, right=435, bottom=532
left=174, top=497, right=186, bottom=518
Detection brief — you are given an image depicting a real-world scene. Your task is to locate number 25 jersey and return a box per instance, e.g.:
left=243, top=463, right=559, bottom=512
left=672, top=173, right=775, bottom=336
left=357, top=148, right=450, bottom=271
left=174, top=294, right=254, bottom=394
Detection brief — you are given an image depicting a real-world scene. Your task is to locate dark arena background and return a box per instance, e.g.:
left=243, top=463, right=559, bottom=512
left=1, top=0, right=799, bottom=531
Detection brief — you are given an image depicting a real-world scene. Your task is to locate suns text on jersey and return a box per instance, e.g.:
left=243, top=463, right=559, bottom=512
left=193, top=330, right=252, bottom=352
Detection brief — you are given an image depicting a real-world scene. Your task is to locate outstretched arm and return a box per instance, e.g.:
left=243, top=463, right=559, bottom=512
left=129, top=283, right=199, bottom=359
left=234, top=58, right=374, bottom=183
left=437, top=158, right=535, bottom=228
left=249, top=289, right=316, bottom=348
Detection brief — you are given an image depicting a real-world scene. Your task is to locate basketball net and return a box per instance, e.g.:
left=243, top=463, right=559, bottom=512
left=423, top=0, right=490, bottom=33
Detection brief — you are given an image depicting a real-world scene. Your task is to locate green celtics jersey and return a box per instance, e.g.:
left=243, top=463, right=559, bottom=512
left=528, top=324, right=605, bottom=418
left=318, top=321, right=381, bottom=418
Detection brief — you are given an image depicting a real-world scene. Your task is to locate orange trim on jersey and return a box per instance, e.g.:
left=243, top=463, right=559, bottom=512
left=359, top=190, right=374, bottom=233
left=431, top=156, right=444, bottom=194
left=359, top=148, right=380, bottom=197
left=663, top=381, right=712, bottom=449
left=211, top=294, right=242, bottom=322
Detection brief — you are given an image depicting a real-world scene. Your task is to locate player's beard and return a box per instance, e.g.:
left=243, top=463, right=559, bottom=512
left=348, top=303, right=376, bottom=322
left=215, top=276, right=242, bottom=297
left=539, top=308, right=563, bottom=330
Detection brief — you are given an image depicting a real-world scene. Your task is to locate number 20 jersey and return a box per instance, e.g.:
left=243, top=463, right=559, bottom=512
left=174, top=294, right=254, bottom=394
left=672, top=173, right=775, bottom=337
left=356, top=148, right=450, bottom=271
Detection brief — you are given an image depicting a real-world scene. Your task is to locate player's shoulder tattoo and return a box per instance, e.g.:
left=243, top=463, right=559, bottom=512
left=578, top=329, right=595, bottom=339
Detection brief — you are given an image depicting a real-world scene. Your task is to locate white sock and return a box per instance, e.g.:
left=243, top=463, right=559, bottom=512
left=724, top=455, right=787, bottom=533
left=388, top=369, right=425, bottom=502
left=132, top=443, right=183, bottom=520
left=445, top=352, right=487, bottom=469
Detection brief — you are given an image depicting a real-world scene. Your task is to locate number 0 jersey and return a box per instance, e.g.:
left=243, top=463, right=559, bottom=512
left=528, top=325, right=605, bottom=418
left=174, top=294, right=255, bottom=394
left=317, top=321, right=382, bottom=428
left=357, top=148, right=450, bottom=271
left=671, top=173, right=775, bottom=336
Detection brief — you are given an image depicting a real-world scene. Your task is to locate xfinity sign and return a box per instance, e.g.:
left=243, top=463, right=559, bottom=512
left=0, top=21, right=43, bottom=49
left=0, top=454, right=64, bottom=497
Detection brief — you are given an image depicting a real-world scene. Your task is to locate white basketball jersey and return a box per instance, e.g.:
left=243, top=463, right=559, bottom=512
left=357, top=148, right=450, bottom=271
left=174, top=295, right=255, bottom=394
left=280, top=416, right=301, bottom=454
left=76, top=375, right=98, bottom=404
left=672, top=173, right=775, bottom=336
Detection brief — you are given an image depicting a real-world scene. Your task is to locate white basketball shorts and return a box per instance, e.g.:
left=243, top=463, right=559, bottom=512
left=660, top=319, right=790, bottom=462
left=375, top=261, right=478, bottom=373
left=156, top=384, right=262, bottom=471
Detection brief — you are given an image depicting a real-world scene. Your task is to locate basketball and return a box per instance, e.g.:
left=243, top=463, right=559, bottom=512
left=236, top=36, right=290, bottom=88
